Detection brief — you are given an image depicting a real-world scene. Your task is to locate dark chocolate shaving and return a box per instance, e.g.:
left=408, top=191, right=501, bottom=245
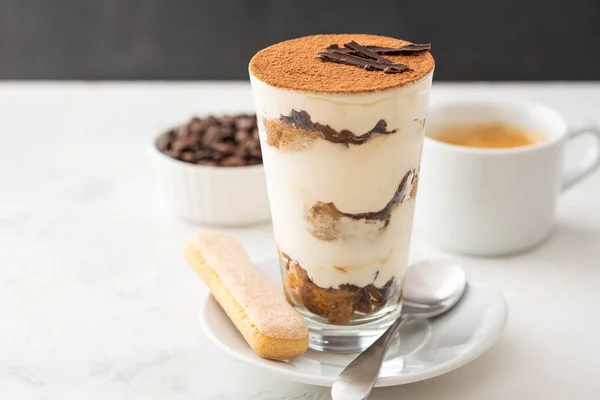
left=344, top=41, right=393, bottom=64
left=339, top=169, right=417, bottom=224
left=317, top=51, right=409, bottom=74
left=365, top=43, right=432, bottom=55
left=317, top=41, right=430, bottom=73
left=280, top=109, right=396, bottom=146
left=310, top=169, right=417, bottom=232
left=325, top=44, right=354, bottom=54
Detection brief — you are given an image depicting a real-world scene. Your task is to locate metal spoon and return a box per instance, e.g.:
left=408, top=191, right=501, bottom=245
left=331, top=259, right=467, bottom=400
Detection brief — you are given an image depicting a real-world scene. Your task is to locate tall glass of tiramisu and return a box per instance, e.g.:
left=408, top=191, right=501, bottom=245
left=249, top=34, right=434, bottom=352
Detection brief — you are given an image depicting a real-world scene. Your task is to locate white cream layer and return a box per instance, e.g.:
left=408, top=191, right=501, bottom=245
left=250, top=73, right=433, bottom=288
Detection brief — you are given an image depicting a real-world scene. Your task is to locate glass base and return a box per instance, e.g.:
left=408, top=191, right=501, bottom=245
left=279, top=251, right=403, bottom=326
left=277, top=250, right=405, bottom=351
left=255, top=257, right=405, bottom=353
left=305, top=304, right=403, bottom=353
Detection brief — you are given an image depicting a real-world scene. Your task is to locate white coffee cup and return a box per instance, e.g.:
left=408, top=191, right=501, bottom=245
left=415, top=99, right=600, bottom=256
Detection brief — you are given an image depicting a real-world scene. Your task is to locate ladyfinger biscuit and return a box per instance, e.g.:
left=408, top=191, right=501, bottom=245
left=184, top=231, right=309, bottom=360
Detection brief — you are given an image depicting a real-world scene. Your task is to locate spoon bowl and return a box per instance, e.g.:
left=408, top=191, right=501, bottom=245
left=331, top=259, right=467, bottom=400
left=402, top=259, right=467, bottom=318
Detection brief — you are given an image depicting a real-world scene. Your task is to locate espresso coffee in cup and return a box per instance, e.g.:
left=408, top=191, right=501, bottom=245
left=415, top=99, right=600, bottom=256
left=429, top=122, right=547, bottom=149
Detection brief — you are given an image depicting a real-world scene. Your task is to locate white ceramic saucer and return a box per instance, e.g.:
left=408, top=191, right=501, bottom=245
left=199, top=259, right=508, bottom=387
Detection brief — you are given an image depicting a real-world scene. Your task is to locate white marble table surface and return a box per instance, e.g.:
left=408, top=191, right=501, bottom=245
left=1, top=82, right=600, bottom=400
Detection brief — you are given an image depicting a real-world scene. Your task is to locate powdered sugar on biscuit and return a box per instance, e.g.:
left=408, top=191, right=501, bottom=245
left=192, top=231, right=308, bottom=340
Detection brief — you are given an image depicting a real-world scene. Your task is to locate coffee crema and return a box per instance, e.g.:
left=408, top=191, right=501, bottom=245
left=428, top=122, right=547, bottom=149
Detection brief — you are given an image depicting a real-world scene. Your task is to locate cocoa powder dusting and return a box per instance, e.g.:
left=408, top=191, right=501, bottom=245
left=249, top=34, right=434, bottom=94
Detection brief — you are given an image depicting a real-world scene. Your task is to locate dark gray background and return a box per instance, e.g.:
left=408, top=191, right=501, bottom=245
left=1, top=0, right=598, bottom=81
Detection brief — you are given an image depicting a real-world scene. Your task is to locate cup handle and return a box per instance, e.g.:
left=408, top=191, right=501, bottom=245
left=561, top=126, right=600, bottom=192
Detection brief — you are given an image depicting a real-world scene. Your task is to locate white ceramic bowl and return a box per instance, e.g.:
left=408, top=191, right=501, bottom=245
left=149, top=134, right=271, bottom=226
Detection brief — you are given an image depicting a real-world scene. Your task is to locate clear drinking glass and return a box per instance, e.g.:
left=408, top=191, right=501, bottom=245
left=249, top=37, right=433, bottom=352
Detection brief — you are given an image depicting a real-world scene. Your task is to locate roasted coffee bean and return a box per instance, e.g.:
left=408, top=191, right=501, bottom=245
left=211, top=142, right=235, bottom=155
left=219, top=115, right=235, bottom=127
left=236, top=117, right=256, bottom=131
left=234, top=129, right=251, bottom=143
left=195, top=149, right=212, bottom=160
left=170, top=141, right=188, bottom=154
left=196, top=118, right=212, bottom=132
left=219, top=125, right=235, bottom=138
left=181, top=151, right=195, bottom=162
left=202, top=125, right=223, bottom=146
left=221, top=156, right=245, bottom=166
left=246, top=157, right=262, bottom=165
left=187, top=117, right=203, bottom=134
left=182, top=133, right=201, bottom=147
left=205, top=116, right=219, bottom=127
left=197, top=160, right=218, bottom=166
left=234, top=143, right=248, bottom=157
left=248, top=147, right=262, bottom=158
left=239, top=138, right=255, bottom=151
left=175, top=125, right=189, bottom=138
left=156, top=133, right=172, bottom=152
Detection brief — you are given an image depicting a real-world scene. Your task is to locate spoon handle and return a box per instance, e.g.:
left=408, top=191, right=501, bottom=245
left=331, top=314, right=410, bottom=400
